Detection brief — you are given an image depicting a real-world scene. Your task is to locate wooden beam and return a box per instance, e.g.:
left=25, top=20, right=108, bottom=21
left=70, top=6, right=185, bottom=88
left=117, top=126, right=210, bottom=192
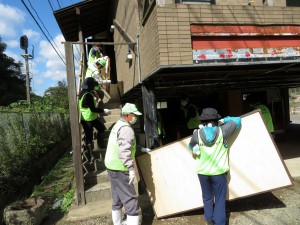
left=64, top=42, right=85, bottom=205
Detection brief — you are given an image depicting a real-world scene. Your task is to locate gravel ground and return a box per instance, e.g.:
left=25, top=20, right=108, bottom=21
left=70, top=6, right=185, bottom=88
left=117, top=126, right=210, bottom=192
left=52, top=176, right=300, bottom=225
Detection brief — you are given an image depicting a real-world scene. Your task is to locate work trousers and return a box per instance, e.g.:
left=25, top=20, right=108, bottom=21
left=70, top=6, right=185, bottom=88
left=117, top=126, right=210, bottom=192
left=198, top=173, right=227, bottom=225
left=107, top=169, right=139, bottom=216
left=81, top=118, right=106, bottom=146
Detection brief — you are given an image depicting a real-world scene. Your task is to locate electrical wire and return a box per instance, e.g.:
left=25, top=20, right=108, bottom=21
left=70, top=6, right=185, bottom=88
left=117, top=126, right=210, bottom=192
left=46, top=0, right=82, bottom=65
left=47, top=0, right=54, bottom=13
left=20, top=0, right=66, bottom=65
left=56, top=0, right=62, bottom=9
left=27, top=0, right=66, bottom=62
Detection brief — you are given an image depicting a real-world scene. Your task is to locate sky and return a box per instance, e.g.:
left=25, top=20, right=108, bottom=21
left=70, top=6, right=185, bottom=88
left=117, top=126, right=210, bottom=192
left=0, top=0, right=82, bottom=96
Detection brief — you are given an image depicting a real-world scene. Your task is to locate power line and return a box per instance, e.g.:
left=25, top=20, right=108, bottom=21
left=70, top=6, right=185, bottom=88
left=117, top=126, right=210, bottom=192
left=56, top=0, right=62, bottom=9
left=27, top=0, right=66, bottom=62
left=20, top=0, right=66, bottom=65
left=47, top=0, right=54, bottom=13
left=46, top=0, right=82, bottom=65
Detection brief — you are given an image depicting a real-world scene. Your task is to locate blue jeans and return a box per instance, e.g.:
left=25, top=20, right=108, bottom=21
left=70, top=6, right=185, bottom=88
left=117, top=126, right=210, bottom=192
left=198, top=173, right=227, bottom=225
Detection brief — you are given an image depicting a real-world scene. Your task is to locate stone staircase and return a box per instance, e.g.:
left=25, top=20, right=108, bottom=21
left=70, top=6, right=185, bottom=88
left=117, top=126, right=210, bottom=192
left=81, top=84, right=138, bottom=204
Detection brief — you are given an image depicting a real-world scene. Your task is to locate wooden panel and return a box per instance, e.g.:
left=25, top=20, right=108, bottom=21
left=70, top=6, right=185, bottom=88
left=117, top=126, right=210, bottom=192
left=137, top=110, right=293, bottom=218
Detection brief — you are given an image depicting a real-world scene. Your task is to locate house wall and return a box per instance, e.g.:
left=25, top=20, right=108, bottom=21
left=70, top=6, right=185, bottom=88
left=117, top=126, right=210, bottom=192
left=139, top=8, right=160, bottom=83
left=113, top=1, right=300, bottom=93
left=113, top=0, right=140, bottom=94
left=149, top=3, right=300, bottom=72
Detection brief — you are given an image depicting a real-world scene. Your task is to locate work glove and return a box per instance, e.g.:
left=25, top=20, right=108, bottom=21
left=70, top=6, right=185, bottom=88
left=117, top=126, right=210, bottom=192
left=128, top=170, right=135, bottom=185
left=104, top=109, right=111, bottom=115
left=192, top=144, right=201, bottom=155
left=218, top=118, right=225, bottom=126
left=141, top=147, right=151, bottom=153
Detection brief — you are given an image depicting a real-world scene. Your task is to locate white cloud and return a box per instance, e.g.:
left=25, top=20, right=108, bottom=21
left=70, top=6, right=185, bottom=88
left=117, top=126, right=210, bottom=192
left=5, top=50, right=22, bottom=63
left=22, top=29, right=41, bottom=42
left=39, top=34, right=66, bottom=81
left=6, top=40, right=19, bottom=48
left=0, top=3, right=25, bottom=37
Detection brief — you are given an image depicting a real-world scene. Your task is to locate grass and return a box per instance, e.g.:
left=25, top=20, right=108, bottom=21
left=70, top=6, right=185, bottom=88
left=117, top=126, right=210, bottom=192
left=31, top=151, right=75, bottom=215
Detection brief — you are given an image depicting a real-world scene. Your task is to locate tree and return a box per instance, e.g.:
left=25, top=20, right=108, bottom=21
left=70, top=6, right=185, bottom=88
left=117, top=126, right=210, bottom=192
left=42, top=80, right=69, bottom=111
left=0, top=36, right=26, bottom=106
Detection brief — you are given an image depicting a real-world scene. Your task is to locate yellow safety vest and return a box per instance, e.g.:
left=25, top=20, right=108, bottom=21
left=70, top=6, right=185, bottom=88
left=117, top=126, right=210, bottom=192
left=184, top=104, right=201, bottom=129
left=105, top=120, right=136, bottom=171
left=79, top=92, right=98, bottom=121
left=196, top=129, right=229, bottom=175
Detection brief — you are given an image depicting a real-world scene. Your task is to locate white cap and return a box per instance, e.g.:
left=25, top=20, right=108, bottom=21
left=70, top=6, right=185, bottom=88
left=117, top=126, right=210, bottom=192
left=122, top=103, right=142, bottom=115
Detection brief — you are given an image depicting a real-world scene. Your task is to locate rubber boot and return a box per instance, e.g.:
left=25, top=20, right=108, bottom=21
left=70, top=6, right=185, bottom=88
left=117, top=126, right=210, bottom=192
left=127, top=215, right=139, bottom=225
left=87, top=144, right=95, bottom=163
left=112, top=209, right=122, bottom=225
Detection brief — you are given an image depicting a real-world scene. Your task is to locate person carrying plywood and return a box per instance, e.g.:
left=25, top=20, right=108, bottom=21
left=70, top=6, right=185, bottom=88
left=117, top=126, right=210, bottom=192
left=188, top=108, right=241, bottom=225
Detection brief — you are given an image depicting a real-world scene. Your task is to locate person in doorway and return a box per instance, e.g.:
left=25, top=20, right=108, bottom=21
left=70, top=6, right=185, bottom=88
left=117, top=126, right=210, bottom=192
left=105, top=103, right=151, bottom=225
left=78, top=77, right=111, bottom=162
left=85, top=57, right=109, bottom=84
left=188, top=108, right=241, bottom=225
left=88, top=44, right=103, bottom=65
left=179, top=94, right=201, bottom=137
left=246, top=95, right=274, bottom=134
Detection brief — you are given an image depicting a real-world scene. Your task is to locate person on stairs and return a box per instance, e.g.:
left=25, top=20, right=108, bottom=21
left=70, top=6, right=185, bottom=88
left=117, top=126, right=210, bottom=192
left=86, top=57, right=110, bottom=85
left=88, top=44, right=104, bottom=65
left=78, top=77, right=111, bottom=163
left=105, top=103, right=151, bottom=225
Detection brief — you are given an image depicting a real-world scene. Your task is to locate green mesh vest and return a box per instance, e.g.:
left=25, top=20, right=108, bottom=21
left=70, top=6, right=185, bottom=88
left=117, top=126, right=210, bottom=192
left=195, top=128, right=229, bottom=175
left=79, top=92, right=98, bottom=121
left=105, top=120, right=136, bottom=171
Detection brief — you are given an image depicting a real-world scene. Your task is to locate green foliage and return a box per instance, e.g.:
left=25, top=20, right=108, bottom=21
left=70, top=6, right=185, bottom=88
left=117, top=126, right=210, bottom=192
left=60, top=189, right=75, bottom=214
left=43, top=80, right=69, bottom=111
left=0, top=111, right=71, bottom=206
left=32, top=152, right=74, bottom=214
left=0, top=36, right=26, bottom=106
left=0, top=80, right=70, bottom=113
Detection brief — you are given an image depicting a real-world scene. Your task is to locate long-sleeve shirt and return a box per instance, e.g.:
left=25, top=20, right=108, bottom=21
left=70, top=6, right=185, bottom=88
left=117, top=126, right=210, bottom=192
left=116, top=118, right=142, bottom=172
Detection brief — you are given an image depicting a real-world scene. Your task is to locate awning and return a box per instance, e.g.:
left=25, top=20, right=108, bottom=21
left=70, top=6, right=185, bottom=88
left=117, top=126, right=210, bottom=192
left=54, top=0, right=111, bottom=41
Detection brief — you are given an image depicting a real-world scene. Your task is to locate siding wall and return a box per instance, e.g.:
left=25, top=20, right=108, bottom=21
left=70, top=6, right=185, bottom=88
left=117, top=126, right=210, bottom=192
left=113, top=1, right=300, bottom=93
left=139, top=8, right=160, bottom=82
left=153, top=4, right=300, bottom=67
left=113, top=0, right=140, bottom=94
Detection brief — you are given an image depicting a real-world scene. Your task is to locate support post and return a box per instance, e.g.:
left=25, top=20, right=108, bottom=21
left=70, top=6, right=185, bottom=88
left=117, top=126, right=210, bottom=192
left=64, top=42, right=85, bottom=205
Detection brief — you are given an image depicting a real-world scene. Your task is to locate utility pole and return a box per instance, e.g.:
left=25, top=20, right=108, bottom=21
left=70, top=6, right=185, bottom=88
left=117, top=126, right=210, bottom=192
left=20, top=35, right=33, bottom=105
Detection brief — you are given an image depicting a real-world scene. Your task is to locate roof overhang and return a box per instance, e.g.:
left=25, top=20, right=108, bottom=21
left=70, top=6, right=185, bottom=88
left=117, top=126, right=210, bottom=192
left=122, top=61, right=300, bottom=102
left=54, top=0, right=111, bottom=41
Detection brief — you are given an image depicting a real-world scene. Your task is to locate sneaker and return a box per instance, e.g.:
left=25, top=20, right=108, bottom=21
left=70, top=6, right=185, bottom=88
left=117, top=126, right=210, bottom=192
left=206, top=220, right=214, bottom=225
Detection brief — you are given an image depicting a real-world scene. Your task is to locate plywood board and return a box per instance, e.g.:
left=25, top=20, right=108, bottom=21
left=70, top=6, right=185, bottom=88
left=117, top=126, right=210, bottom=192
left=136, top=110, right=293, bottom=218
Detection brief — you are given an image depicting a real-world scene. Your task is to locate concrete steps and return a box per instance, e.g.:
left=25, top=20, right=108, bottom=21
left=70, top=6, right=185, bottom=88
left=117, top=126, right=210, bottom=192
left=84, top=169, right=138, bottom=203
left=83, top=83, right=122, bottom=203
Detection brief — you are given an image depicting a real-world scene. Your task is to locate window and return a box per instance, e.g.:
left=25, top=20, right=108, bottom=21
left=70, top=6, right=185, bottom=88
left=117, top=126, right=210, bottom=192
left=138, top=0, right=156, bottom=25
left=287, top=0, right=300, bottom=6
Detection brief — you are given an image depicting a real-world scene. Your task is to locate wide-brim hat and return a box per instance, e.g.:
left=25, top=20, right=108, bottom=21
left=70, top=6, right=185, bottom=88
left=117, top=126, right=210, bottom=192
left=81, top=77, right=98, bottom=90
left=200, top=108, right=221, bottom=121
left=122, top=103, right=142, bottom=115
